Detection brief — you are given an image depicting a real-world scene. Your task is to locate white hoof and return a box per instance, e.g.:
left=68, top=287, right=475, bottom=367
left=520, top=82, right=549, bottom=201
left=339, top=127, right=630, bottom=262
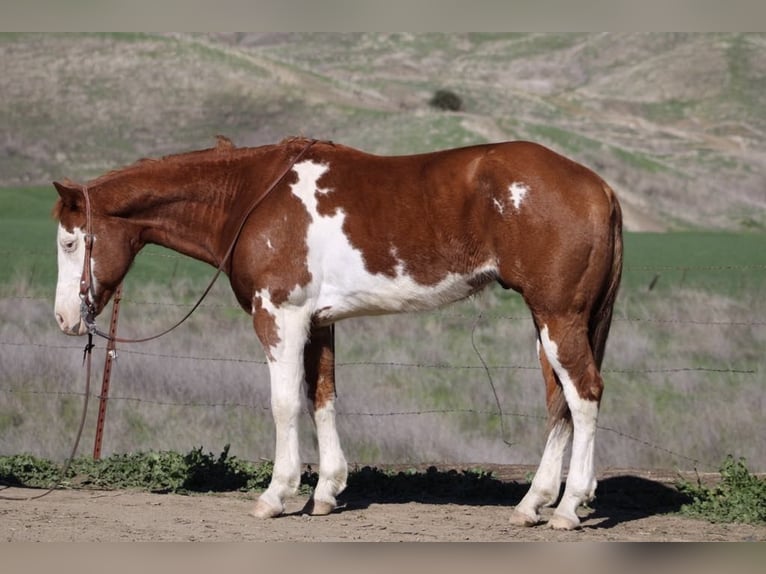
left=548, top=512, right=581, bottom=530
left=509, top=509, right=540, bottom=527
left=302, top=498, right=336, bottom=516
left=250, top=497, right=283, bottom=518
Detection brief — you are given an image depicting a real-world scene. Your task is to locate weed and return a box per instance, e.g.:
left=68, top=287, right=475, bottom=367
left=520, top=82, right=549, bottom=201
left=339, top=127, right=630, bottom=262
left=0, top=453, right=60, bottom=487
left=676, top=456, right=766, bottom=524
left=0, top=446, right=275, bottom=493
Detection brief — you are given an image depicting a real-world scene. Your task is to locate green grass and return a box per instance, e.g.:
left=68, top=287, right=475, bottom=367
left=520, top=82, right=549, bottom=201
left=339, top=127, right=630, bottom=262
left=622, top=231, right=766, bottom=296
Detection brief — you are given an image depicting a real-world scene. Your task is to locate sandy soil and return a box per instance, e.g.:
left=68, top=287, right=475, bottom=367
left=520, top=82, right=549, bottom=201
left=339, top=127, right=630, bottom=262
left=1, top=466, right=764, bottom=542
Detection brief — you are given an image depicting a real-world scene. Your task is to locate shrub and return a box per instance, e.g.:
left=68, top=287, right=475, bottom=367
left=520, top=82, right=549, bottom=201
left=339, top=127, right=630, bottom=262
left=0, top=446, right=275, bottom=493
left=429, top=89, right=463, bottom=111
left=677, top=455, right=766, bottom=524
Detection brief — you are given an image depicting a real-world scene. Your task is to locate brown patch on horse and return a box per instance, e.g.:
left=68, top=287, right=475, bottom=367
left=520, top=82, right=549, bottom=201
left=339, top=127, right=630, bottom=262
left=304, top=325, right=336, bottom=410
left=252, top=296, right=280, bottom=361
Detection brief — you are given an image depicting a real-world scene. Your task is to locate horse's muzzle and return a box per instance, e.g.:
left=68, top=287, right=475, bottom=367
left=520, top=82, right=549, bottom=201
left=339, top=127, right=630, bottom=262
left=56, top=313, right=88, bottom=336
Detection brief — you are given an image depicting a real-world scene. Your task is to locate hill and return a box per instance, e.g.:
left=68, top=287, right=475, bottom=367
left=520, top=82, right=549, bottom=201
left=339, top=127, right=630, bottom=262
left=2, top=32, right=765, bottom=231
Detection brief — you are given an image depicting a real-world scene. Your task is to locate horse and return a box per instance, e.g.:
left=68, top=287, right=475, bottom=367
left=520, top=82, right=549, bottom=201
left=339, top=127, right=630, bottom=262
left=53, top=135, right=623, bottom=530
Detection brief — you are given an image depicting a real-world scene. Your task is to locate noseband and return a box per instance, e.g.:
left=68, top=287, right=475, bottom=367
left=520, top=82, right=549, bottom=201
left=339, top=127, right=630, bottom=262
left=76, top=138, right=318, bottom=342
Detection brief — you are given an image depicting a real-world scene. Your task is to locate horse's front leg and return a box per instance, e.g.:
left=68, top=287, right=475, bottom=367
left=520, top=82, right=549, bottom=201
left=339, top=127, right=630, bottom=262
left=250, top=299, right=312, bottom=518
left=302, top=324, right=347, bottom=515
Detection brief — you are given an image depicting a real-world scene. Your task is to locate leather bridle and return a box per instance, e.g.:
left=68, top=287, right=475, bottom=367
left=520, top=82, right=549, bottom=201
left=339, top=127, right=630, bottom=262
left=78, top=181, right=99, bottom=329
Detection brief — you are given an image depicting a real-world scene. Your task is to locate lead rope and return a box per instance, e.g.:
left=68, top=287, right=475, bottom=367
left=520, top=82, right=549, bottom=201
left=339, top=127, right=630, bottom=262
left=0, top=334, right=93, bottom=501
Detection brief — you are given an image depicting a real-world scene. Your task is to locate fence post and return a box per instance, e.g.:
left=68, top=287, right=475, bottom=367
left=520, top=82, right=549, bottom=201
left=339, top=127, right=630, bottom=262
left=92, top=282, right=123, bottom=460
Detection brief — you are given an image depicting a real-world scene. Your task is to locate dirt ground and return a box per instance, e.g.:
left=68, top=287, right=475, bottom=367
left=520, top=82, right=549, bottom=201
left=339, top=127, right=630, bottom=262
left=1, top=465, right=764, bottom=542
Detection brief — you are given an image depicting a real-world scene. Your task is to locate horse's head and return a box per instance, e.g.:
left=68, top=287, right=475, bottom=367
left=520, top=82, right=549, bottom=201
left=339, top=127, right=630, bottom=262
left=52, top=179, right=139, bottom=335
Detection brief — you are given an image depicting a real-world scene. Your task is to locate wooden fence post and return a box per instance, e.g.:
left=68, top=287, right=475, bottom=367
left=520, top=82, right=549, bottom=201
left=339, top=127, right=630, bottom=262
left=92, top=282, right=123, bottom=460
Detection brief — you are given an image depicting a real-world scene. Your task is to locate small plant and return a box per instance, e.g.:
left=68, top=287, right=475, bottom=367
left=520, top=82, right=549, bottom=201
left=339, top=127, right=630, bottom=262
left=429, top=89, right=463, bottom=112
left=0, top=446, right=275, bottom=494
left=676, top=455, right=766, bottom=524
left=0, top=453, right=61, bottom=487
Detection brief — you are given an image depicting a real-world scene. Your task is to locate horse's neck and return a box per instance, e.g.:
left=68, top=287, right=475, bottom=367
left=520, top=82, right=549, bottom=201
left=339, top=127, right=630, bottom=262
left=106, top=169, right=241, bottom=268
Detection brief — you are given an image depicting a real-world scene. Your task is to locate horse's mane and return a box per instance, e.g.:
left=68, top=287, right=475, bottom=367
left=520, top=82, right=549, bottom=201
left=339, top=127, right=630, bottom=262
left=84, top=135, right=331, bottom=189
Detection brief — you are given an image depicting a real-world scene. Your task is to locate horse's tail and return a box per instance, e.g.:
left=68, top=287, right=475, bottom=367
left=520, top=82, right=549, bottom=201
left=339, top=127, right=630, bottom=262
left=590, top=183, right=624, bottom=370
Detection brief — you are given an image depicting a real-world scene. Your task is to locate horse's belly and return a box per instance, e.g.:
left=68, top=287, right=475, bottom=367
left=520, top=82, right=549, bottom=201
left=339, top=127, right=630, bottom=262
left=312, top=263, right=496, bottom=323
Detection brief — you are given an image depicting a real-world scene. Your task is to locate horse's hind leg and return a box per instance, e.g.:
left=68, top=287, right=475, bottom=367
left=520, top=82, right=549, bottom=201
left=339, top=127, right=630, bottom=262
left=510, top=334, right=573, bottom=526
left=535, top=315, right=603, bottom=530
left=302, top=324, right=348, bottom=515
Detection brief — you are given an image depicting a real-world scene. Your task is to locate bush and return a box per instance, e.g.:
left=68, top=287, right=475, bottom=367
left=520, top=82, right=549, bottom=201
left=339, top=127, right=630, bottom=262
left=429, top=89, right=463, bottom=111
left=0, top=446, right=275, bottom=493
left=677, top=455, right=766, bottom=524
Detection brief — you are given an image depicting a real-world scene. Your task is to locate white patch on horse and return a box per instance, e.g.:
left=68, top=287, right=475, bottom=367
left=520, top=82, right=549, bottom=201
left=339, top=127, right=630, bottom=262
left=289, top=160, right=497, bottom=323
left=512, top=418, right=572, bottom=524
left=492, top=197, right=505, bottom=215
left=54, top=224, right=94, bottom=334
left=508, top=181, right=530, bottom=210
left=311, top=401, right=348, bottom=508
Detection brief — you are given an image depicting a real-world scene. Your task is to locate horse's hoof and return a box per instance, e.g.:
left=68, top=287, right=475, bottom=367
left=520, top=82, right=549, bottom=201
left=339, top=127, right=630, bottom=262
left=548, top=513, right=581, bottom=530
left=302, top=498, right=336, bottom=516
left=509, top=509, right=540, bottom=527
left=250, top=498, right=283, bottom=519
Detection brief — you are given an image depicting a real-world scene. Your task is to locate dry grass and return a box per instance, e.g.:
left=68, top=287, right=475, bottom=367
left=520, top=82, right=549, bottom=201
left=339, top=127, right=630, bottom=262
left=1, top=275, right=763, bottom=473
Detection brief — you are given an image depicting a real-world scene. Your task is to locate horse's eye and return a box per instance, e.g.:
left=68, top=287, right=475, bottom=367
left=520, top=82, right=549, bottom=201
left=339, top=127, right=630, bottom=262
left=61, top=239, right=77, bottom=253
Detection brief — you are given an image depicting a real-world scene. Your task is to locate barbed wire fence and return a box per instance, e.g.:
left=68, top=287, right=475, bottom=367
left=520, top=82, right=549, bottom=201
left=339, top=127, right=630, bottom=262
left=1, top=249, right=764, bottom=472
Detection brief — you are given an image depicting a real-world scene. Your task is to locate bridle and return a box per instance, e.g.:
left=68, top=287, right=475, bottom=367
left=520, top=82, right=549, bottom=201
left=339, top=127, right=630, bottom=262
left=78, top=138, right=317, bottom=344
left=78, top=187, right=99, bottom=330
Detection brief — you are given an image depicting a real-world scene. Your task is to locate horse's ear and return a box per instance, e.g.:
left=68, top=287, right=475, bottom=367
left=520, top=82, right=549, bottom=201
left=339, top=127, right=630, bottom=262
left=53, top=179, right=83, bottom=210
left=52, top=179, right=84, bottom=219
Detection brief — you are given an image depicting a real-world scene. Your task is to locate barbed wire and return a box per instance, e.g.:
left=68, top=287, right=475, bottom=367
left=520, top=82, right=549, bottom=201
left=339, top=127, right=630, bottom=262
left=2, top=294, right=765, bottom=326
left=0, top=339, right=757, bottom=375
left=0, top=384, right=701, bottom=465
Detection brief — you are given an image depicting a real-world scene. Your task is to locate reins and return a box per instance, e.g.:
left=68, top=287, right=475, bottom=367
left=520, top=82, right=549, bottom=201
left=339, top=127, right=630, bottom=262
left=80, top=138, right=317, bottom=344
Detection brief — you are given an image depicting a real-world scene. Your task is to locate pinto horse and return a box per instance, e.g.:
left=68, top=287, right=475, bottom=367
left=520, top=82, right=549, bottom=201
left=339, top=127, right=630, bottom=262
left=53, top=136, right=622, bottom=530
